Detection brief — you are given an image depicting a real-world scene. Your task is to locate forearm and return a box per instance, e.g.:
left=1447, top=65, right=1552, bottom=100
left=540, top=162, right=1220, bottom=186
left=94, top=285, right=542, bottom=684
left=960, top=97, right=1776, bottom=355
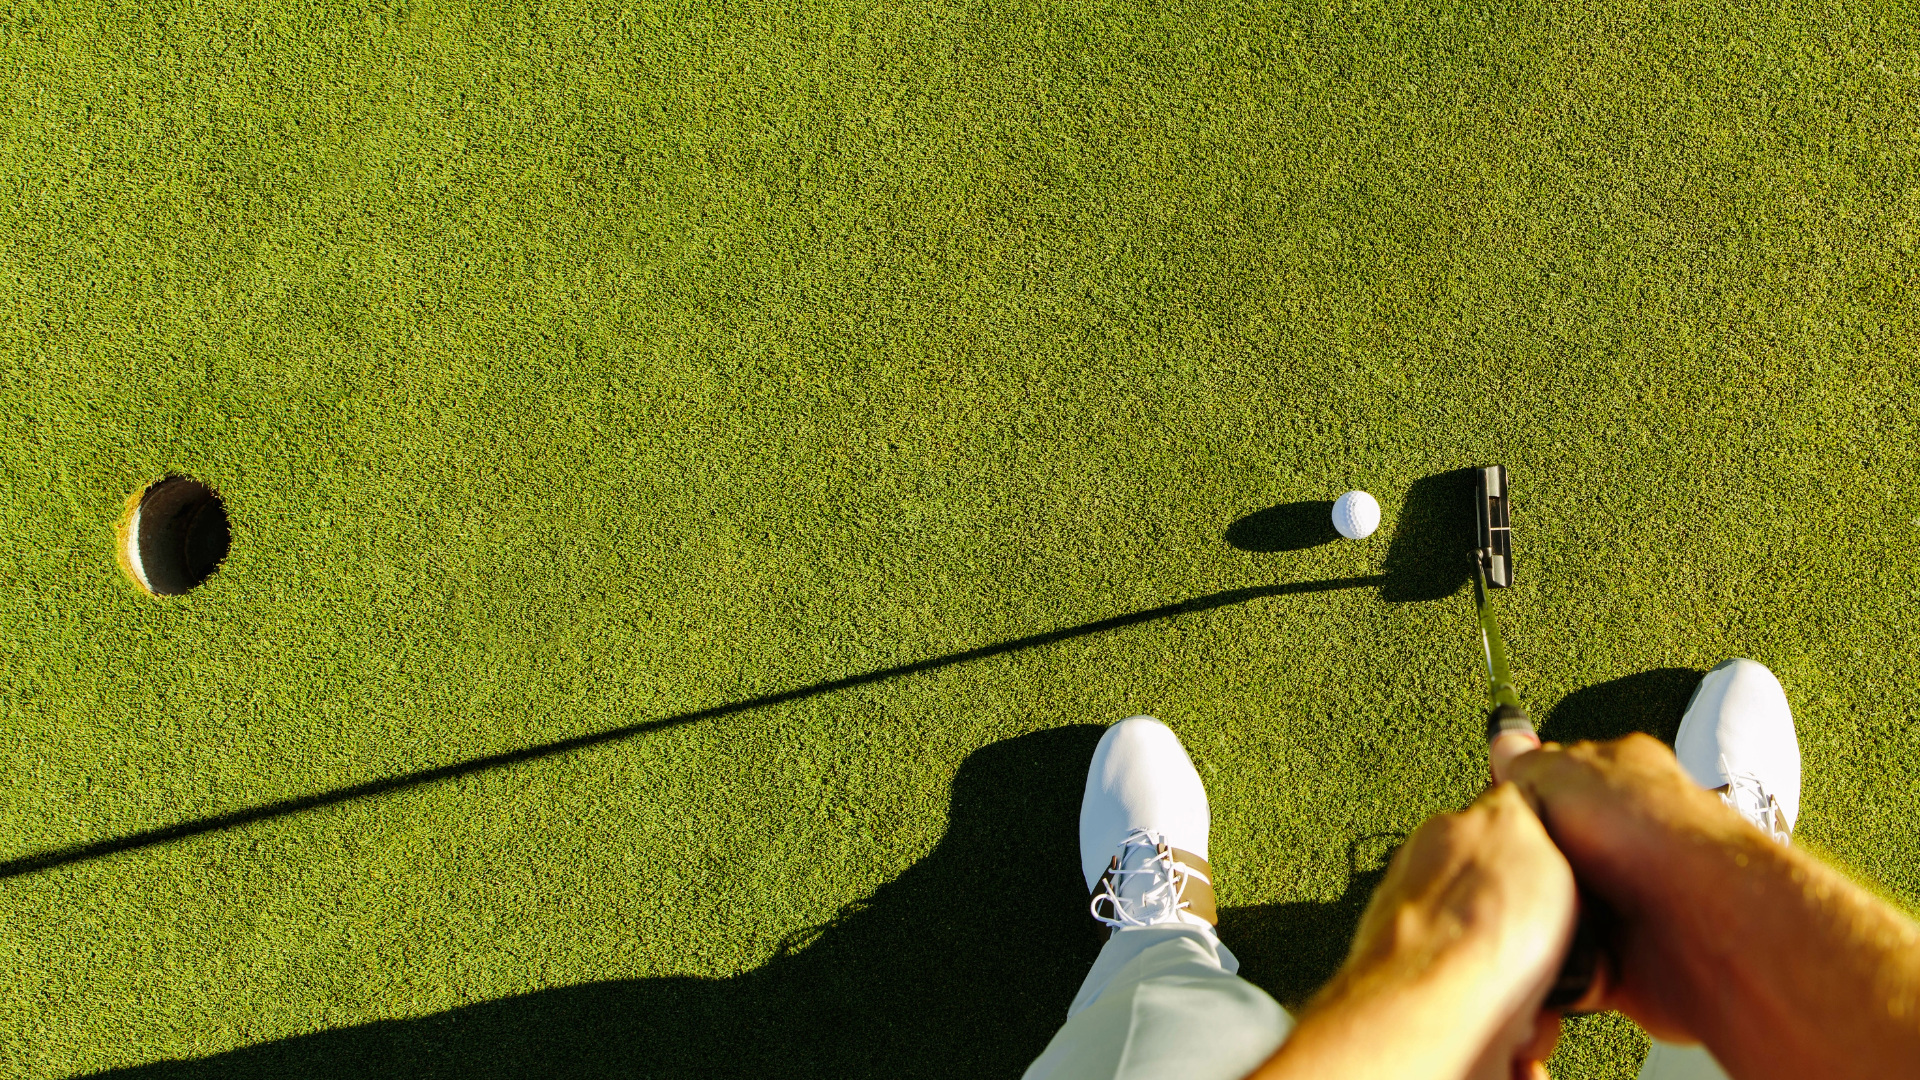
left=1653, top=821, right=1920, bottom=1077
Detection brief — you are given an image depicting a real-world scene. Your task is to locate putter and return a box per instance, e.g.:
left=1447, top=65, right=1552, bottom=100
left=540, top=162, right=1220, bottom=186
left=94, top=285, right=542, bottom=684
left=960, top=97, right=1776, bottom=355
left=1474, top=465, right=1525, bottom=746
left=1471, top=465, right=1602, bottom=1011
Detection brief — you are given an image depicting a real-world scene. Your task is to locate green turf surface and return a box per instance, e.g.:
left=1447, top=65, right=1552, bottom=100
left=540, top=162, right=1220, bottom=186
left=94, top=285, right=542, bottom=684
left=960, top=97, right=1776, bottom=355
left=5, top=0, right=1920, bottom=1075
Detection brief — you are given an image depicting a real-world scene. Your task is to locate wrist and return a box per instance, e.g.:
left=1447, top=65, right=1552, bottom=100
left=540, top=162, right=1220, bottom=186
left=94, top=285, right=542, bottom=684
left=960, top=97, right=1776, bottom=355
left=1624, top=790, right=1778, bottom=918
left=1619, top=826, right=1920, bottom=1077
left=1611, top=797, right=1811, bottom=1038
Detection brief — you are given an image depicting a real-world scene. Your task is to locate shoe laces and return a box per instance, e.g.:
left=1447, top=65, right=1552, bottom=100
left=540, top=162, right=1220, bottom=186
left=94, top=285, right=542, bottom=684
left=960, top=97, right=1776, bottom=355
left=1089, top=828, right=1209, bottom=930
left=1719, top=754, right=1790, bottom=844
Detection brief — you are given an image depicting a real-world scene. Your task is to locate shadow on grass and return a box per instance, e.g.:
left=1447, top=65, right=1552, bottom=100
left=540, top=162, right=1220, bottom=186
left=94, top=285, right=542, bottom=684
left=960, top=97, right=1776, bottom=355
left=1378, top=468, right=1478, bottom=603
left=89, top=727, right=1385, bottom=1080
left=1225, top=501, right=1339, bottom=552
left=1220, top=831, right=1402, bottom=1010
left=23, top=471, right=1497, bottom=882
left=4, top=577, right=1383, bottom=881
left=1540, top=668, right=1704, bottom=747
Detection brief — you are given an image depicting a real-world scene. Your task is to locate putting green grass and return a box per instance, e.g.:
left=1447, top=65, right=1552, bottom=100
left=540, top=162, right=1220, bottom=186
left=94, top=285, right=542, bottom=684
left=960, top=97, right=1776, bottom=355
left=5, top=1, right=1920, bottom=1076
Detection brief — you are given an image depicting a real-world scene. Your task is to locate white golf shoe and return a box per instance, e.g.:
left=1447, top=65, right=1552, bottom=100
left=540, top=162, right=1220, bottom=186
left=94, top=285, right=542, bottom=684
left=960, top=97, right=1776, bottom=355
left=1029, top=717, right=1291, bottom=1078
left=1638, top=660, right=1800, bottom=1080
left=1080, top=716, right=1217, bottom=933
left=1673, top=658, right=1801, bottom=841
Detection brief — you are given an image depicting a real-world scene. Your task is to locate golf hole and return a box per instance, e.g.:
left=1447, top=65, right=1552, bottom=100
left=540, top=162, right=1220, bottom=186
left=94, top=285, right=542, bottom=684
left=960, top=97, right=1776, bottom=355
left=118, top=476, right=230, bottom=596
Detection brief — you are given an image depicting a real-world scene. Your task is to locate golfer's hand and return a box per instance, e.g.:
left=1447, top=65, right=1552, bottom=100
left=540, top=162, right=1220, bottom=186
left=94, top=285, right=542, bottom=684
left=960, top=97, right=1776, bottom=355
left=1250, top=784, right=1577, bottom=1080
left=1501, top=735, right=1748, bottom=1041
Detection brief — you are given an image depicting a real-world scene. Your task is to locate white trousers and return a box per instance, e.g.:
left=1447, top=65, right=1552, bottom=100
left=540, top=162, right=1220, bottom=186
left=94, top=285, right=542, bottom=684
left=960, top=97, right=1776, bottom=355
left=1022, top=925, right=1294, bottom=1080
left=1022, top=926, right=1728, bottom=1080
left=1639, top=1040, right=1731, bottom=1079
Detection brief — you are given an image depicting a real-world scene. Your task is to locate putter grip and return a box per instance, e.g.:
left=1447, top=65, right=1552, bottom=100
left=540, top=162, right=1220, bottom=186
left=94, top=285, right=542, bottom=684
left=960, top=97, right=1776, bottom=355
left=1485, top=703, right=1531, bottom=743
left=1486, top=703, right=1603, bottom=1012
left=1547, top=902, right=1603, bottom=1011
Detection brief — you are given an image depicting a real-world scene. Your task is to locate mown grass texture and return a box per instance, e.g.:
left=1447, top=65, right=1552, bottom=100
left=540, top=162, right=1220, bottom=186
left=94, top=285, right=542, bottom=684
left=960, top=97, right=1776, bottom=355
left=3, top=1, right=1919, bottom=1076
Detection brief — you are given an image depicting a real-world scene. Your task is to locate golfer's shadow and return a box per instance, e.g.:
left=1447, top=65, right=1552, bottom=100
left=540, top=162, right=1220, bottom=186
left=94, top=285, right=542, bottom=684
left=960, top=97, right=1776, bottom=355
left=93, top=727, right=1377, bottom=1079
left=1540, top=667, right=1704, bottom=746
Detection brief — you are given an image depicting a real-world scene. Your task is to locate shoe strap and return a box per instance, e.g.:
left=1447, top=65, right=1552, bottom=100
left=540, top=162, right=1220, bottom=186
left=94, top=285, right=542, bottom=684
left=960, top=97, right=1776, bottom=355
left=1092, top=844, right=1217, bottom=936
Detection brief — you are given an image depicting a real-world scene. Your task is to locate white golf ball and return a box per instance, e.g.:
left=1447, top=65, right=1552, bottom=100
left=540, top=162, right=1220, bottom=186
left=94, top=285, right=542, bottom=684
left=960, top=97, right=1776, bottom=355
left=1332, top=490, right=1381, bottom=540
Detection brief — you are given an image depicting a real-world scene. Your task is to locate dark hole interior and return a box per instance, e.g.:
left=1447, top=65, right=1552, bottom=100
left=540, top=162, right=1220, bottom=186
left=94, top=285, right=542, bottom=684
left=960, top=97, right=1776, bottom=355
left=135, top=477, right=230, bottom=595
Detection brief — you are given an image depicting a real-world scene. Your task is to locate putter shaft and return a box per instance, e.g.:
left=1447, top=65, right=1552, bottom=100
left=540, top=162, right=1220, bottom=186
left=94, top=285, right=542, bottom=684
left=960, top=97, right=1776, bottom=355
left=1475, top=557, right=1532, bottom=745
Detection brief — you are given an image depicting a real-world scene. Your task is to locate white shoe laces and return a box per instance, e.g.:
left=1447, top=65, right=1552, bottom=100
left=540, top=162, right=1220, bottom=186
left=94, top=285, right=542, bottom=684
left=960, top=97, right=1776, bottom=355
left=1089, top=828, right=1209, bottom=930
left=1719, top=754, right=1790, bottom=844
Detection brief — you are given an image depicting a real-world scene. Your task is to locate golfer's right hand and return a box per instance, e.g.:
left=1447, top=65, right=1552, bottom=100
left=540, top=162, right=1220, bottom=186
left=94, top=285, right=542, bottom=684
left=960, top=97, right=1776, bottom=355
left=1342, top=783, right=1577, bottom=1079
left=1247, top=784, right=1580, bottom=1080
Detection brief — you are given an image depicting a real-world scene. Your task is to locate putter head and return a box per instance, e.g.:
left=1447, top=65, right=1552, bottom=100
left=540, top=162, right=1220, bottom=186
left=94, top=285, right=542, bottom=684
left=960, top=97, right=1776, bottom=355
left=1475, top=465, right=1512, bottom=588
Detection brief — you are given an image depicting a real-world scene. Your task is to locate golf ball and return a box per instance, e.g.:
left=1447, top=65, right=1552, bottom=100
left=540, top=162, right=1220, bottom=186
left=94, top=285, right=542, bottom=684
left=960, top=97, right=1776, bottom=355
left=1332, top=490, right=1381, bottom=540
